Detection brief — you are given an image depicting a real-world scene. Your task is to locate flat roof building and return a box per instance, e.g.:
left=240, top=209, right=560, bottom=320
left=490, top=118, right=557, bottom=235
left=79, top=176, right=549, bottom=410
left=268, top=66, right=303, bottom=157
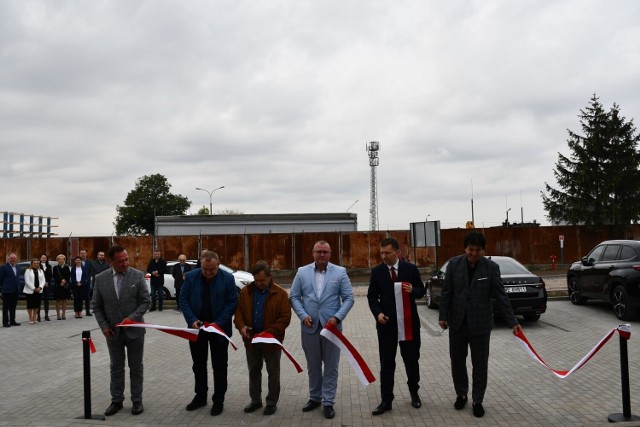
left=156, top=213, right=358, bottom=236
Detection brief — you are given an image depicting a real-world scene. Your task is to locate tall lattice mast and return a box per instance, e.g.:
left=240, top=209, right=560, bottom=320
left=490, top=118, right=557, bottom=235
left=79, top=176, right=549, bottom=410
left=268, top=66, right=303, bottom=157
left=366, top=141, right=380, bottom=230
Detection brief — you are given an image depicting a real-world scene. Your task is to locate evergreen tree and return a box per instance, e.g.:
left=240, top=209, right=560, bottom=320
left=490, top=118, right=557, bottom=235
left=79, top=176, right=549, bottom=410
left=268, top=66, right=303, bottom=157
left=543, top=95, right=640, bottom=228
left=114, top=174, right=191, bottom=235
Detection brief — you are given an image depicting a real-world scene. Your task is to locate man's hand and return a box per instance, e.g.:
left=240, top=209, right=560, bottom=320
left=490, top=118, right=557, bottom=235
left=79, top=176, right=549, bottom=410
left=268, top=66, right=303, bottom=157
left=303, top=316, right=313, bottom=328
left=327, top=316, right=338, bottom=326
left=512, top=324, right=522, bottom=334
left=192, top=320, right=203, bottom=329
left=103, top=328, right=115, bottom=338
left=377, top=313, right=389, bottom=324
left=438, top=320, right=448, bottom=330
left=402, top=282, right=413, bottom=293
left=240, top=326, right=253, bottom=339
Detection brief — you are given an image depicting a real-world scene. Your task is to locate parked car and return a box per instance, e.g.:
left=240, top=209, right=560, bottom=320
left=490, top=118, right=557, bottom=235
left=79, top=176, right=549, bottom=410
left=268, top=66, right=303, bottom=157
left=567, top=240, right=640, bottom=320
left=144, top=260, right=253, bottom=300
left=426, top=255, right=547, bottom=322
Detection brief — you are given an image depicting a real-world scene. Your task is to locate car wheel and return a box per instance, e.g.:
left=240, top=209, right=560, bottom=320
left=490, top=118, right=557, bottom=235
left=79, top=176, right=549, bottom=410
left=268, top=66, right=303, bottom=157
left=426, top=284, right=438, bottom=309
left=523, top=313, right=540, bottom=322
left=612, top=285, right=636, bottom=321
left=568, top=276, right=587, bottom=305
left=163, top=287, right=171, bottom=300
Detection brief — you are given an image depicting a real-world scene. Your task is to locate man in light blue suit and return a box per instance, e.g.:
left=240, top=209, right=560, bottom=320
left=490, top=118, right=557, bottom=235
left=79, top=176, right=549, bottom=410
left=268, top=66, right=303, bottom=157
left=289, top=240, right=354, bottom=419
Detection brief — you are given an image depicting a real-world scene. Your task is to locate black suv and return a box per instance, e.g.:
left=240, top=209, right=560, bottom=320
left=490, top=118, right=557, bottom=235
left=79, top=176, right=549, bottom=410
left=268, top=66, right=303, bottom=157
left=567, top=240, right=640, bottom=320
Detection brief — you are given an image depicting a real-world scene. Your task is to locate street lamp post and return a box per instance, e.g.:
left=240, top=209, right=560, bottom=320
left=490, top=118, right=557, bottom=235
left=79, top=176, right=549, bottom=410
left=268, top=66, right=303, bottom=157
left=195, top=186, right=225, bottom=215
left=506, top=208, right=512, bottom=226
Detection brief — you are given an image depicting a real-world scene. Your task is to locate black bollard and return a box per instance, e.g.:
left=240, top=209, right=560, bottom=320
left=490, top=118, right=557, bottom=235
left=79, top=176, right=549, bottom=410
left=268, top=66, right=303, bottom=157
left=608, top=327, right=639, bottom=422
left=76, top=330, right=105, bottom=421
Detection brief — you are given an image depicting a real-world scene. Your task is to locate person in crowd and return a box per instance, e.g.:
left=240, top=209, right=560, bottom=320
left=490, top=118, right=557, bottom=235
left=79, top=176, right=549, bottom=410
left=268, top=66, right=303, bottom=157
left=234, top=261, right=292, bottom=416
left=92, top=245, right=150, bottom=417
left=146, top=250, right=167, bottom=312
left=24, top=259, right=45, bottom=324
left=172, top=254, right=191, bottom=313
left=180, top=250, right=238, bottom=416
left=53, top=254, right=71, bottom=320
left=289, top=240, right=354, bottom=420
left=92, top=251, right=110, bottom=281
left=70, top=256, right=89, bottom=319
left=1, top=253, right=21, bottom=327
left=79, top=249, right=93, bottom=316
left=38, top=254, right=53, bottom=321
left=438, top=231, right=522, bottom=418
left=367, top=237, right=425, bottom=415
left=195, top=249, right=208, bottom=269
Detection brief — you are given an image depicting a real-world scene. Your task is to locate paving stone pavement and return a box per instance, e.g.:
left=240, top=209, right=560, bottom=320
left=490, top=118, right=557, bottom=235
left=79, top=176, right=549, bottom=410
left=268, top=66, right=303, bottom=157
left=1, top=291, right=639, bottom=426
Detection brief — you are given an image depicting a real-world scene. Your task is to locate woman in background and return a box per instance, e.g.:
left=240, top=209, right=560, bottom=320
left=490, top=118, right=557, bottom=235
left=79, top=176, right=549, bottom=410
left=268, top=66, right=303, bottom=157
left=39, top=254, right=53, bottom=321
left=69, top=256, right=89, bottom=318
left=24, top=259, right=45, bottom=324
left=53, top=254, right=71, bottom=320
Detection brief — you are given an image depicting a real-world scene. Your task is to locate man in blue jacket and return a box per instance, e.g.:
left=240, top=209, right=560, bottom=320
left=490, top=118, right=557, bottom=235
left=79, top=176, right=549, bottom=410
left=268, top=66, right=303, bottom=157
left=180, top=250, right=238, bottom=416
left=1, top=253, right=21, bottom=327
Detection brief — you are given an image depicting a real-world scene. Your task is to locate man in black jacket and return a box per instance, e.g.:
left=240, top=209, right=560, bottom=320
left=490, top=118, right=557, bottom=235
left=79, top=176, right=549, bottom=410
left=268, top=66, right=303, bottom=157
left=171, top=254, right=191, bottom=312
left=367, top=237, right=425, bottom=415
left=147, top=250, right=166, bottom=312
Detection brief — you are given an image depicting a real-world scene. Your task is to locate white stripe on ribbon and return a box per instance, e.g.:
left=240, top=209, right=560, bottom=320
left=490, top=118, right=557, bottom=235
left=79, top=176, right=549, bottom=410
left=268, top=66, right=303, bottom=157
left=513, top=324, right=631, bottom=379
left=201, top=322, right=238, bottom=350
left=117, top=319, right=200, bottom=341
left=320, top=322, right=376, bottom=387
left=251, top=332, right=303, bottom=373
left=393, top=282, right=413, bottom=341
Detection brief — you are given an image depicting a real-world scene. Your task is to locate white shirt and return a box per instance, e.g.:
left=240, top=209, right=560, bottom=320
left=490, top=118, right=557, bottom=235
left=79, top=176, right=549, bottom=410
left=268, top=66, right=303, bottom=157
left=387, top=260, right=400, bottom=281
left=315, top=267, right=326, bottom=297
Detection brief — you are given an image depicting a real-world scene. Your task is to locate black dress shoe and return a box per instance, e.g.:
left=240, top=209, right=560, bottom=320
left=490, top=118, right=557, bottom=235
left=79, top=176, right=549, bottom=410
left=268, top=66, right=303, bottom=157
left=10, top=322, right=20, bottom=326
left=45, top=316, right=50, bottom=321
left=473, top=402, right=485, bottom=418
left=185, top=396, right=207, bottom=411
left=243, top=402, right=262, bottom=413
left=149, top=307, right=156, bottom=312
left=454, top=395, right=468, bottom=410
left=86, top=312, right=93, bottom=316
left=2, top=324, right=9, bottom=328
left=411, top=394, right=422, bottom=409
left=104, top=402, right=123, bottom=416
left=323, top=405, right=335, bottom=419
left=211, top=402, right=224, bottom=416
left=263, top=404, right=277, bottom=415
left=132, top=401, right=144, bottom=415
left=372, top=401, right=392, bottom=415
left=302, top=400, right=321, bottom=412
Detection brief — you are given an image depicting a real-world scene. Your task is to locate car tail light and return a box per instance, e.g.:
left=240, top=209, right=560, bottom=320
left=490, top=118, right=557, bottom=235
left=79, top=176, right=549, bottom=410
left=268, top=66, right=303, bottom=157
left=632, top=265, right=640, bottom=271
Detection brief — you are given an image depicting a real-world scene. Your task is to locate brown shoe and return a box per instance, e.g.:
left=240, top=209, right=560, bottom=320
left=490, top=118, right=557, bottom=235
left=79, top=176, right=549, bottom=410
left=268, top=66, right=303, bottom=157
left=132, top=401, right=144, bottom=415
left=104, top=402, right=123, bottom=416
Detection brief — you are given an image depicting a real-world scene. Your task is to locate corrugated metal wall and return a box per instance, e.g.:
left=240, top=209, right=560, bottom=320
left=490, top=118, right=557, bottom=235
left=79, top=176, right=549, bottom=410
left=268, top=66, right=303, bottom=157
left=3, top=225, right=640, bottom=271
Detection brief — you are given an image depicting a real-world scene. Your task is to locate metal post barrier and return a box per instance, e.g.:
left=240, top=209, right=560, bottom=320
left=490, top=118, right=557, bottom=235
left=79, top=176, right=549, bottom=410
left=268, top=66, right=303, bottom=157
left=76, top=330, right=105, bottom=420
left=608, top=327, right=639, bottom=422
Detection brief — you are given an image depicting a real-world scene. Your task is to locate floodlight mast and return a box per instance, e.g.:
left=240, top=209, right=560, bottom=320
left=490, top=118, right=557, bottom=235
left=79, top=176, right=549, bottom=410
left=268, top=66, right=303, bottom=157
left=366, top=141, right=380, bottom=231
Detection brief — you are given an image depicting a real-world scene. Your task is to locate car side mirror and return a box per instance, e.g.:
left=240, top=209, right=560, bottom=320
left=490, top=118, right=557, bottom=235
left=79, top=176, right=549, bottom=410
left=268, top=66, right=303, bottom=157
left=581, top=256, right=593, bottom=266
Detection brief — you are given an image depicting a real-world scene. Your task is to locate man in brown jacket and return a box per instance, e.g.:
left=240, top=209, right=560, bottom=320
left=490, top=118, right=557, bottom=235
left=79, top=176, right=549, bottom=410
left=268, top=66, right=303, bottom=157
left=234, top=261, right=292, bottom=416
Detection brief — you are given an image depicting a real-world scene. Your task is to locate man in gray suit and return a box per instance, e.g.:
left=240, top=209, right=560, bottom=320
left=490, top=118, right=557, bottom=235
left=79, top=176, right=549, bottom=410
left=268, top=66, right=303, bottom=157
left=289, top=240, right=354, bottom=419
left=92, top=245, right=150, bottom=417
left=438, top=232, right=521, bottom=418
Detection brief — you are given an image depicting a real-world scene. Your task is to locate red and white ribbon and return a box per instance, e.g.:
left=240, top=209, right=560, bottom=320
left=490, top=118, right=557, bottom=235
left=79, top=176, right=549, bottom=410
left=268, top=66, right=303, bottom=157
left=82, top=337, right=97, bottom=353
left=394, top=282, right=413, bottom=341
left=251, top=332, right=303, bottom=373
left=117, top=318, right=200, bottom=341
left=514, top=324, right=631, bottom=379
left=320, top=322, right=376, bottom=387
left=201, top=322, right=238, bottom=350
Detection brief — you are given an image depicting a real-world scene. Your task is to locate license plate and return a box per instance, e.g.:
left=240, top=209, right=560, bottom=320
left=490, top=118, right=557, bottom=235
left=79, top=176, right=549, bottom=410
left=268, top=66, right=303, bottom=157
left=505, top=286, right=527, bottom=293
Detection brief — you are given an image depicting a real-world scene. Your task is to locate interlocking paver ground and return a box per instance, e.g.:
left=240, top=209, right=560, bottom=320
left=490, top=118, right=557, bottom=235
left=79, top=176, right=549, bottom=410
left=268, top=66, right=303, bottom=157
left=1, top=289, right=639, bottom=426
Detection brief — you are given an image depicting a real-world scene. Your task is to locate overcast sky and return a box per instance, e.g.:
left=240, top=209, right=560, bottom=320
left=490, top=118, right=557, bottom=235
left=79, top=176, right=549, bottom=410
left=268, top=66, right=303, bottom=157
left=2, top=0, right=639, bottom=236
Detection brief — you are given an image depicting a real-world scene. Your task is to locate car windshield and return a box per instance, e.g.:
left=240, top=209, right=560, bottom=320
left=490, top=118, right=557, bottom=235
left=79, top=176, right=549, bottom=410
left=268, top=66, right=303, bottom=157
left=491, top=257, right=530, bottom=275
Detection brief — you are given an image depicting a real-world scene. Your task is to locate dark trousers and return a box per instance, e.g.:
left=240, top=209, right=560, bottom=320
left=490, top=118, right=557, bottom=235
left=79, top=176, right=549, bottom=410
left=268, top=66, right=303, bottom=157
left=84, top=282, right=92, bottom=314
left=71, top=285, right=84, bottom=313
left=189, top=330, right=229, bottom=403
left=2, top=293, right=18, bottom=325
left=150, top=283, right=163, bottom=308
left=449, top=325, right=491, bottom=403
left=175, top=286, right=181, bottom=311
left=377, top=321, right=421, bottom=402
left=42, top=286, right=50, bottom=315
left=246, top=346, right=282, bottom=406
left=105, top=332, right=145, bottom=403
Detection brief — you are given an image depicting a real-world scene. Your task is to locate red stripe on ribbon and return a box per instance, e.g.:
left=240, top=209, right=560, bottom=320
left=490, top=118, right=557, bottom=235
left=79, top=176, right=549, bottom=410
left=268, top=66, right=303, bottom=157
left=203, top=322, right=238, bottom=350
left=252, top=332, right=303, bottom=373
left=82, top=337, right=97, bottom=353
left=401, top=282, right=413, bottom=341
left=321, top=322, right=376, bottom=386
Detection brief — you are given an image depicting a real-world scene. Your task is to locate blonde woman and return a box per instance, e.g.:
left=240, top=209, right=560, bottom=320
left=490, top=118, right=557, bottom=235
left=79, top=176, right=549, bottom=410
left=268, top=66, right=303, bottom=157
left=24, top=259, right=45, bottom=324
left=53, top=254, right=71, bottom=320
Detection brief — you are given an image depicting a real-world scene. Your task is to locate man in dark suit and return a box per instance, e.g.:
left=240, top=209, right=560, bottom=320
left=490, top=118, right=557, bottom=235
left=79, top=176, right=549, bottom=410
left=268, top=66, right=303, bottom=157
left=367, top=237, right=425, bottom=415
left=438, top=232, right=521, bottom=418
left=147, top=250, right=167, bottom=312
left=92, top=245, right=150, bottom=417
left=172, top=254, right=191, bottom=312
left=0, top=253, right=21, bottom=327
left=80, top=249, right=93, bottom=316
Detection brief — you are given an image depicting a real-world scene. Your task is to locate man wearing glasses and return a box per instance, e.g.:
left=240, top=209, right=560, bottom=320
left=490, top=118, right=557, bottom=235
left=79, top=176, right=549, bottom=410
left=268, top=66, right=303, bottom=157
left=289, top=240, right=354, bottom=419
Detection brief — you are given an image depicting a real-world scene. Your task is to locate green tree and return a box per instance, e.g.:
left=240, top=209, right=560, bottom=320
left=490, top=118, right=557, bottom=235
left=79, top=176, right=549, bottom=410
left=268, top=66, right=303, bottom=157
left=542, top=95, right=640, bottom=229
left=114, top=174, right=191, bottom=235
left=197, top=206, right=210, bottom=215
